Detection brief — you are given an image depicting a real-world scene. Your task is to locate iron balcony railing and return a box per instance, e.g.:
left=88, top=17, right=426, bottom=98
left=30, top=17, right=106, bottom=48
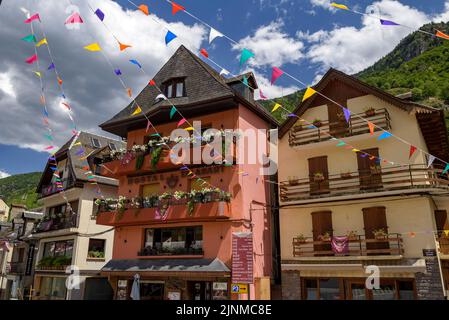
left=292, top=233, right=403, bottom=257
left=280, top=164, right=449, bottom=202
left=33, top=214, right=79, bottom=233
left=289, top=108, right=391, bottom=147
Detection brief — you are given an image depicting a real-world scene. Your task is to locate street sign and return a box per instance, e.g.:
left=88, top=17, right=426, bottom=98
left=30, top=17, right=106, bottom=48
left=231, top=232, right=253, bottom=284
left=231, top=283, right=248, bottom=294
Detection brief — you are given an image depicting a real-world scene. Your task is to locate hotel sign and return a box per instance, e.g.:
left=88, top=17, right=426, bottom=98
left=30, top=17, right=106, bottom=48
left=232, top=232, right=253, bottom=284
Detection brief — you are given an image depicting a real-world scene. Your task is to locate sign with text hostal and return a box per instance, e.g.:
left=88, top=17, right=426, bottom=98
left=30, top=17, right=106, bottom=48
left=231, top=232, right=253, bottom=284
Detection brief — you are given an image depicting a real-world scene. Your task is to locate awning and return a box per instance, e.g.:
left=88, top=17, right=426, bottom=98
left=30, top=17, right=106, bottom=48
left=102, top=258, right=230, bottom=273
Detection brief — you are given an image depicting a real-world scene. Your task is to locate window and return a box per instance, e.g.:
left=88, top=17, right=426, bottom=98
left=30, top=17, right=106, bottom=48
left=164, top=78, right=186, bottom=98
left=91, top=137, right=101, bottom=148
left=88, top=239, right=106, bottom=259
left=142, top=226, right=203, bottom=256
left=17, top=247, right=25, bottom=263
left=40, top=277, right=67, bottom=300
left=190, top=177, right=211, bottom=192
left=142, top=183, right=160, bottom=198
left=43, top=240, right=74, bottom=258
left=109, top=143, right=117, bottom=151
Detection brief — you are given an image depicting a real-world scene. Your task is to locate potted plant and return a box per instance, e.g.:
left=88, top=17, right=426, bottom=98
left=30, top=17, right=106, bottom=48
left=312, top=118, right=322, bottom=128
left=373, top=228, right=388, bottom=240
left=318, top=232, right=331, bottom=242
left=130, top=197, right=142, bottom=209
left=340, top=171, right=352, bottom=179
left=150, top=146, right=164, bottom=171
left=364, top=107, right=376, bottom=117
left=173, top=191, right=187, bottom=201
left=296, top=234, right=307, bottom=244
left=202, top=187, right=214, bottom=203
left=313, top=172, right=325, bottom=183
left=159, top=192, right=172, bottom=202
left=347, top=231, right=359, bottom=241
left=191, top=190, right=204, bottom=203
left=288, top=176, right=300, bottom=186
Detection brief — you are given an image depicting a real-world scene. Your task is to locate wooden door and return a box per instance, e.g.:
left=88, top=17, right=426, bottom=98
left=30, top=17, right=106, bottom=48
left=308, top=156, right=330, bottom=195
left=311, top=211, right=333, bottom=256
left=362, top=207, right=389, bottom=254
left=357, top=148, right=382, bottom=190
left=328, top=103, right=349, bottom=137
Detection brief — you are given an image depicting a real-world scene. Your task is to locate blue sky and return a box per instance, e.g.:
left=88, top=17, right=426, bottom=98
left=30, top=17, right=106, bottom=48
left=1, top=0, right=449, bottom=177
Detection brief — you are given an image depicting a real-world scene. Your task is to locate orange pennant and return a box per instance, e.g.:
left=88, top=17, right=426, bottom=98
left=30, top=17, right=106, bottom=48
left=118, top=41, right=132, bottom=51
left=368, top=121, right=375, bottom=135
left=57, top=77, right=63, bottom=86
left=172, top=2, right=185, bottom=15
left=40, top=95, right=46, bottom=105
left=127, top=88, right=132, bottom=97
left=138, top=4, right=149, bottom=15
left=436, top=30, right=449, bottom=40
left=82, top=165, right=89, bottom=171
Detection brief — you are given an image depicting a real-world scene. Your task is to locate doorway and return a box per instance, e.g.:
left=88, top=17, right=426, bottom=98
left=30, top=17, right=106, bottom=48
left=187, top=281, right=212, bottom=300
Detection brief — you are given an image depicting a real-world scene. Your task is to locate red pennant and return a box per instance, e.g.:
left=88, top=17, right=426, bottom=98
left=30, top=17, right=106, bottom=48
left=172, top=2, right=185, bottom=15
left=177, top=118, right=187, bottom=127
left=368, top=121, right=375, bottom=135
left=57, top=77, right=63, bottom=86
left=200, top=48, right=208, bottom=58
left=409, top=146, right=417, bottom=159
left=149, top=79, right=156, bottom=86
left=61, top=102, right=71, bottom=110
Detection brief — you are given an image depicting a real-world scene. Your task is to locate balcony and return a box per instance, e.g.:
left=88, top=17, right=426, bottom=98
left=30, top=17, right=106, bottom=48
left=280, top=164, right=449, bottom=203
left=7, top=262, right=26, bottom=274
left=39, top=178, right=76, bottom=198
left=138, top=246, right=204, bottom=257
left=288, top=108, right=391, bottom=147
left=96, top=194, right=232, bottom=226
left=292, top=233, right=404, bottom=258
left=33, top=214, right=78, bottom=234
left=35, top=256, right=72, bottom=272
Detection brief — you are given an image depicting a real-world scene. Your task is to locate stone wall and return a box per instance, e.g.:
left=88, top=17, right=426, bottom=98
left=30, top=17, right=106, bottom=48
left=415, top=257, right=445, bottom=300
left=281, top=271, right=301, bottom=300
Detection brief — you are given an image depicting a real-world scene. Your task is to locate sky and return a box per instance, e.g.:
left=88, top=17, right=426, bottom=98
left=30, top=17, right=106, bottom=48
left=0, top=0, right=449, bottom=177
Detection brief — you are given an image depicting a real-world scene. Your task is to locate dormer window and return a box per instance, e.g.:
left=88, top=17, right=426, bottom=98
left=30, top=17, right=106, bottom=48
left=164, top=78, right=185, bottom=98
left=109, top=143, right=116, bottom=151
left=91, top=137, right=101, bottom=148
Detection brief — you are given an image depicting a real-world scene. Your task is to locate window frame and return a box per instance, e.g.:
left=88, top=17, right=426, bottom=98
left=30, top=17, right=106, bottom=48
left=91, top=137, right=101, bottom=148
left=87, top=238, right=106, bottom=259
left=163, top=78, right=186, bottom=98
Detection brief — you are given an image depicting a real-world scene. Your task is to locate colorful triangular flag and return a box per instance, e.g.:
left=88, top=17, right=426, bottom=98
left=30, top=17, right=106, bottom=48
left=165, top=30, right=177, bottom=45
left=271, top=67, right=284, bottom=85
left=25, top=54, right=38, bottom=64
left=64, top=12, right=83, bottom=24
left=21, top=34, right=36, bottom=42
left=209, top=27, right=224, bottom=44
left=342, top=107, right=351, bottom=123
left=240, top=48, right=255, bottom=66
left=170, top=106, right=177, bottom=119
left=427, top=155, right=436, bottom=168
left=118, top=41, right=132, bottom=51
left=409, top=146, right=417, bottom=159
left=95, top=8, right=105, bottom=21
left=138, top=4, right=149, bottom=15
left=171, top=1, right=185, bottom=15
left=84, top=43, right=102, bottom=51
left=24, top=13, right=40, bottom=24
left=380, top=19, right=399, bottom=26
left=271, top=103, right=281, bottom=113
left=200, top=48, right=208, bottom=58
left=302, top=87, right=317, bottom=102
left=132, top=105, right=142, bottom=116
left=368, top=121, right=375, bottom=135
left=129, top=59, right=142, bottom=68
left=377, top=131, right=392, bottom=140
left=36, top=38, right=48, bottom=47
left=330, top=3, right=349, bottom=10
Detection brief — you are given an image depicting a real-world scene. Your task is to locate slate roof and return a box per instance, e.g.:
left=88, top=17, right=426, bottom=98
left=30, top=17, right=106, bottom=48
left=100, top=45, right=277, bottom=136
left=37, top=131, right=126, bottom=192
left=102, top=258, right=231, bottom=273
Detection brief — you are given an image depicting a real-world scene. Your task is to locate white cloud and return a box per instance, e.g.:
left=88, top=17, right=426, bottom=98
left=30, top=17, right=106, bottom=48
left=434, top=0, right=449, bottom=22
left=0, top=0, right=207, bottom=152
left=0, top=170, right=11, bottom=179
left=253, top=71, right=299, bottom=99
left=232, top=21, right=304, bottom=68
left=303, top=0, right=440, bottom=74
left=310, top=0, right=333, bottom=9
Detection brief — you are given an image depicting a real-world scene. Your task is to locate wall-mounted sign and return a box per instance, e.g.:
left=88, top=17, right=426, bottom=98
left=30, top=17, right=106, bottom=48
left=212, top=282, right=228, bottom=300
left=167, top=291, right=181, bottom=300
left=116, top=280, right=128, bottom=300
left=232, top=232, right=253, bottom=284
left=422, top=249, right=437, bottom=257
left=231, top=283, right=248, bottom=294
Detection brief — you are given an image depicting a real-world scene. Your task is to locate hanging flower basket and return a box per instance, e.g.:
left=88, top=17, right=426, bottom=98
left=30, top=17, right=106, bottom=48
left=313, top=173, right=325, bottom=183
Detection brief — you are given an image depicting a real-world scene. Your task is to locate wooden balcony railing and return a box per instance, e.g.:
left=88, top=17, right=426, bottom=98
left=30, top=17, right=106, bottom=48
left=436, top=232, right=449, bottom=255
left=289, top=108, right=391, bottom=147
left=33, top=214, right=78, bottom=233
left=39, top=178, right=75, bottom=198
left=280, top=164, right=449, bottom=202
left=292, top=233, right=403, bottom=257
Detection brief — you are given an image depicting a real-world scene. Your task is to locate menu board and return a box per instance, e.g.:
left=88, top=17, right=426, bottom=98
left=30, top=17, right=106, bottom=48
left=231, top=232, right=253, bottom=284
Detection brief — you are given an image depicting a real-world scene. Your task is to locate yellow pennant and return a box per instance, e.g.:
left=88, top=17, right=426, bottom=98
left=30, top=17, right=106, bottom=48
left=271, top=103, right=281, bottom=112
left=352, top=148, right=360, bottom=152
left=132, top=105, right=142, bottom=116
left=34, top=71, right=42, bottom=78
left=184, top=127, right=194, bottom=131
left=36, top=38, right=48, bottom=47
left=331, top=2, right=349, bottom=10
left=84, top=43, right=102, bottom=51
left=302, top=87, right=317, bottom=102
left=444, top=230, right=449, bottom=237
left=73, top=142, right=82, bottom=146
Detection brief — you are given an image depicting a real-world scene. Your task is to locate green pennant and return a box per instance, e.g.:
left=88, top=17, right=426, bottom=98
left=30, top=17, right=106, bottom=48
left=21, top=34, right=37, bottom=43
left=170, top=106, right=177, bottom=119
left=240, top=48, right=255, bottom=66
left=243, top=75, right=249, bottom=87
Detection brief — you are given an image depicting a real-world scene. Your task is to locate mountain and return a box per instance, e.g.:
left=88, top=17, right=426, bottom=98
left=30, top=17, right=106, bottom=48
left=0, top=172, right=42, bottom=210
left=259, top=21, right=449, bottom=123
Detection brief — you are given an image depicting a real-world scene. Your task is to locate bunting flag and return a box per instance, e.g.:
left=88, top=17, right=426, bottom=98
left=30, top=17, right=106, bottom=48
left=40, top=95, right=46, bottom=105
left=444, top=230, right=449, bottom=237
left=34, top=71, right=42, bottom=78
left=25, top=54, right=38, bottom=64
left=146, top=120, right=151, bottom=132
left=127, top=88, right=132, bottom=97
left=219, top=69, right=230, bottom=76
left=240, top=48, right=255, bottom=66
left=47, top=63, right=55, bottom=70
left=442, top=163, right=449, bottom=175
left=149, top=79, right=156, bottom=86
left=409, top=146, right=417, bottom=159
left=271, top=67, right=284, bottom=85
left=36, top=38, right=48, bottom=47
left=129, top=59, right=142, bottom=68
left=57, top=77, right=63, bottom=86
left=368, top=121, right=375, bottom=135
left=118, top=41, right=132, bottom=51
left=302, top=87, right=317, bottom=102
left=95, top=8, right=105, bottom=21
left=242, top=75, right=249, bottom=86
left=184, top=127, right=194, bottom=131
left=336, top=141, right=346, bottom=147
left=271, top=103, right=281, bottom=113
left=209, top=27, right=224, bottom=44
left=24, top=13, right=40, bottom=23
left=170, top=106, right=177, bottom=119
left=114, top=69, right=122, bottom=76
left=287, top=113, right=298, bottom=117
left=380, top=19, right=400, bottom=26
left=342, top=107, right=351, bottom=123
left=427, top=155, right=436, bottom=168
left=45, top=146, right=55, bottom=150
left=436, top=30, right=449, bottom=40
left=165, top=30, right=177, bottom=45
left=21, top=34, right=36, bottom=42
left=138, top=4, right=149, bottom=15
left=177, top=118, right=187, bottom=127
left=84, top=43, right=102, bottom=51
left=330, top=3, right=349, bottom=10
left=172, top=1, right=185, bottom=15
left=377, top=131, right=392, bottom=140
left=132, top=105, right=142, bottom=116
left=259, top=89, right=268, bottom=100
left=155, top=93, right=167, bottom=100
left=200, top=48, right=208, bottom=58
left=61, top=102, right=71, bottom=110
left=65, top=12, right=83, bottom=24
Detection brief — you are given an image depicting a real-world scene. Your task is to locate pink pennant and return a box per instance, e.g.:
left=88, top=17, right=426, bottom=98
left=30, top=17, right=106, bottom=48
left=271, top=67, right=284, bottom=85
left=259, top=89, right=268, bottom=100
left=25, top=54, right=38, bottom=64
left=146, top=120, right=151, bottom=133
left=45, top=146, right=54, bottom=150
left=177, top=118, right=187, bottom=127
left=24, top=13, right=40, bottom=24
left=61, top=102, right=71, bottom=110
left=64, top=12, right=83, bottom=24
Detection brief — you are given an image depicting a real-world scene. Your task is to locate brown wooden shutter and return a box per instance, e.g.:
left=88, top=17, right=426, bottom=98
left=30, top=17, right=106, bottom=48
left=357, top=148, right=382, bottom=190
left=328, top=103, right=349, bottom=137
left=362, top=206, right=389, bottom=253
left=435, top=210, right=449, bottom=231
left=308, top=156, right=330, bottom=195
left=311, top=211, right=333, bottom=255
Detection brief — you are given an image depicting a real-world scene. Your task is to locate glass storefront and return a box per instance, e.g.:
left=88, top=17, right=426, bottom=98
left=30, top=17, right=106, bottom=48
left=39, top=277, right=67, bottom=300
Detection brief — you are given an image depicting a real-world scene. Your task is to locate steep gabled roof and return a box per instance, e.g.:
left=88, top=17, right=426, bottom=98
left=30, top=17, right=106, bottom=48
left=100, top=45, right=277, bottom=136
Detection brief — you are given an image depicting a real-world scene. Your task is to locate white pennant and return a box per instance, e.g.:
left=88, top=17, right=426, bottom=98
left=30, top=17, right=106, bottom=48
left=209, top=27, right=224, bottom=44
left=155, top=94, right=168, bottom=101
left=427, top=155, right=436, bottom=168
left=219, top=69, right=230, bottom=76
